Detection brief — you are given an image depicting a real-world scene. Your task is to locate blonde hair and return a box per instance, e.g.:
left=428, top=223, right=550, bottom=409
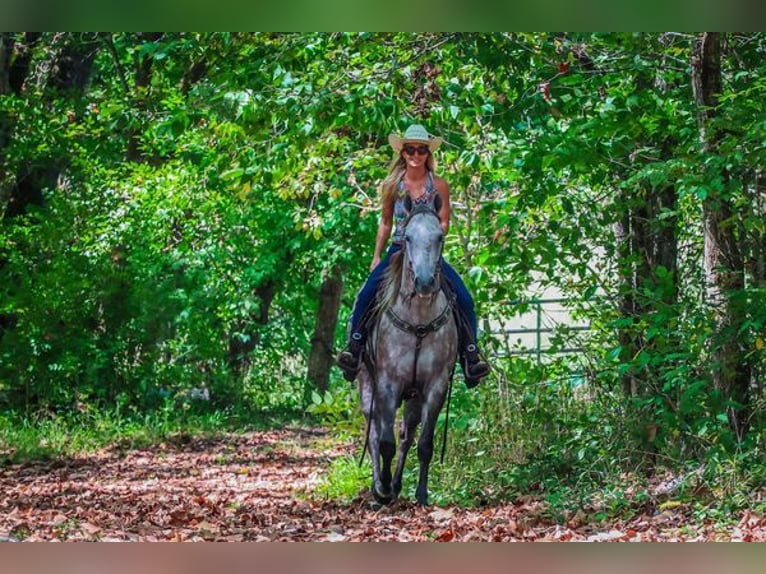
left=379, top=151, right=437, bottom=205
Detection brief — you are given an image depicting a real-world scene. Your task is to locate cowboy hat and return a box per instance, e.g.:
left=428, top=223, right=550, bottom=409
left=388, top=124, right=443, bottom=152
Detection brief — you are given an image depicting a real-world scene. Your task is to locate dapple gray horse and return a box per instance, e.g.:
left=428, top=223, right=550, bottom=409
left=358, top=200, right=458, bottom=506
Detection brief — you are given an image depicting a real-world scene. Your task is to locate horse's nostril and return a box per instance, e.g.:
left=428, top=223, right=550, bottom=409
left=415, top=275, right=436, bottom=294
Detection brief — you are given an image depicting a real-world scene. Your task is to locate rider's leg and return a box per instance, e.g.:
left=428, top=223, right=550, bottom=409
left=441, top=260, right=490, bottom=388
left=337, top=246, right=399, bottom=381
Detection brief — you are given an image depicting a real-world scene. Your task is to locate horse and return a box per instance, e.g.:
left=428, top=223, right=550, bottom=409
left=358, top=198, right=458, bottom=506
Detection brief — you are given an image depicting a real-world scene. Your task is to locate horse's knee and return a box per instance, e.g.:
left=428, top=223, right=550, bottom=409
left=380, top=422, right=394, bottom=443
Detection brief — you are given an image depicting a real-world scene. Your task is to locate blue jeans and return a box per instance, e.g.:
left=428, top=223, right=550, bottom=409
left=350, top=244, right=478, bottom=341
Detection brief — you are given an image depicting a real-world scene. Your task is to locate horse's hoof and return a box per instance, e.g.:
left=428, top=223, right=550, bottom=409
left=373, top=491, right=395, bottom=505
left=372, top=485, right=395, bottom=505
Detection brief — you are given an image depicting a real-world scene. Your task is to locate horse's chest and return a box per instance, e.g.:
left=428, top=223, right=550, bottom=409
left=374, top=317, right=456, bottom=382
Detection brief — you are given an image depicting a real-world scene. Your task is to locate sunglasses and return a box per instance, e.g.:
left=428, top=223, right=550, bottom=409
left=402, top=144, right=430, bottom=156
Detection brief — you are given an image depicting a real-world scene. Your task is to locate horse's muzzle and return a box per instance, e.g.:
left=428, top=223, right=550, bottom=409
left=414, top=274, right=438, bottom=296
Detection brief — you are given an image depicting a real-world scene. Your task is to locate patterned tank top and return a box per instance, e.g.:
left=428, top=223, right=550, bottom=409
left=391, top=172, right=439, bottom=244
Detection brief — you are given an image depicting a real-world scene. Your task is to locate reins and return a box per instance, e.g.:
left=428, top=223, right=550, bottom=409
left=359, top=341, right=377, bottom=468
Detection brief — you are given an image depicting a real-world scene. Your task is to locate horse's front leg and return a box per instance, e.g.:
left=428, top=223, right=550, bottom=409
left=414, top=389, right=447, bottom=506
left=359, top=375, right=384, bottom=505
left=392, top=397, right=421, bottom=499
left=367, top=416, right=385, bottom=503
left=372, top=383, right=398, bottom=505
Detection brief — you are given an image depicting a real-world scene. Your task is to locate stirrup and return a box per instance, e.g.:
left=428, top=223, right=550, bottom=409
left=462, top=344, right=489, bottom=388
left=336, top=332, right=364, bottom=382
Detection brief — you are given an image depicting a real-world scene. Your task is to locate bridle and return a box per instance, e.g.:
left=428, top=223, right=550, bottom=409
left=400, top=205, right=444, bottom=305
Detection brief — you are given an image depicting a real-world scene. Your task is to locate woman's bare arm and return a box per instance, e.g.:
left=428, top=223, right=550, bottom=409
left=371, top=196, right=394, bottom=270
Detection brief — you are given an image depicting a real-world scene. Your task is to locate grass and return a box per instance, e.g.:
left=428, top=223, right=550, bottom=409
left=313, top=454, right=369, bottom=503
left=0, top=402, right=309, bottom=465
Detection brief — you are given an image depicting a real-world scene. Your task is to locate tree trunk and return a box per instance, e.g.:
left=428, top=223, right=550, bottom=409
left=615, top=47, right=680, bottom=400
left=307, top=265, right=343, bottom=393
left=692, top=32, right=751, bottom=439
left=749, top=170, right=766, bottom=289
left=0, top=32, right=41, bottom=96
left=127, top=32, right=163, bottom=162
left=615, top=194, right=639, bottom=397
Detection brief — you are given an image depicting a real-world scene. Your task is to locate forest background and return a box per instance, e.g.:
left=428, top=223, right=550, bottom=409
left=0, top=32, right=764, bottom=516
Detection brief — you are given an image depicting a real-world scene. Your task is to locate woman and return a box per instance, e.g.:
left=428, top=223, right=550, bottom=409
left=337, top=124, right=490, bottom=387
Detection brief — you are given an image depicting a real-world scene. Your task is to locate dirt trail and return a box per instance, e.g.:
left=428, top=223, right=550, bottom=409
left=0, top=428, right=763, bottom=541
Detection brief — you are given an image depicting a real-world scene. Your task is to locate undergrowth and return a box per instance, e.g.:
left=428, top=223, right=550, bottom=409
left=309, top=362, right=766, bottom=523
left=0, top=400, right=307, bottom=465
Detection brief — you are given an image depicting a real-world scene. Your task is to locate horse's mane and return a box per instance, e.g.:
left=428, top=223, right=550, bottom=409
left=374, top=249, right=404, bottom=314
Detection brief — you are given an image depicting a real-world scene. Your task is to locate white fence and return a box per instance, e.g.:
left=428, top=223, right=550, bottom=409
left=489, top=297, right=591, bottom=364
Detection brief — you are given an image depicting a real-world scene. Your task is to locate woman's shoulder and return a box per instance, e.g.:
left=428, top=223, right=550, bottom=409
left=431, top=174, right=450, bottom=194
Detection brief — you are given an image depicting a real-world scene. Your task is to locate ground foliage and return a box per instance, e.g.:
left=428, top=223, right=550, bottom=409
left=0, top=427, right=764, bottom=542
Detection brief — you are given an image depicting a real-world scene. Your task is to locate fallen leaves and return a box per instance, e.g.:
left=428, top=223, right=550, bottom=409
left=0, top=427, right=764, bottom=542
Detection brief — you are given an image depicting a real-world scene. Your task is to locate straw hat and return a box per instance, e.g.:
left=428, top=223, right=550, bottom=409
left=388, top=124, right=443, bottom=152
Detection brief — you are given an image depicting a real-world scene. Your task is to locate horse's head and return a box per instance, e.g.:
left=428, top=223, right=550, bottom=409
left=402, top=195, right=444, bottom=298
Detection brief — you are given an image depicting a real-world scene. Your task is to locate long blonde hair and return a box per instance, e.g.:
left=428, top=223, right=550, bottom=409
left=379, top=151, right=437, bottom=205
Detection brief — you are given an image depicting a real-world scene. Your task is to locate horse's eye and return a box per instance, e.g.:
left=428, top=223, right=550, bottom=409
left=405, top=235, right=411, bottom=243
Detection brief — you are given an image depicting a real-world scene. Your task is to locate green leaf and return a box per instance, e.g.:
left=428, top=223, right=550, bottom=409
left=221, top=167, right=244, bottom=181
left=607, top=346, right=623, bottom=361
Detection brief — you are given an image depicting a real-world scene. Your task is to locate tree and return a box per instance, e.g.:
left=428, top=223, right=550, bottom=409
left=307, top=265, right=343, bottom=393
left=691, top=32, right=752, bottom=440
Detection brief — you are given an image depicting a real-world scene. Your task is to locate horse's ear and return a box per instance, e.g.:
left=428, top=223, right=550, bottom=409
left=403, top=194, right=413, bottom=213
left=433, top=192, right=442, bottom=214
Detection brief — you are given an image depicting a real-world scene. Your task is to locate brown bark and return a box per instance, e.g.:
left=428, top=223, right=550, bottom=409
left=307, top=266, right=343, bottom=393
left=692, top=32, right=751, bottom=439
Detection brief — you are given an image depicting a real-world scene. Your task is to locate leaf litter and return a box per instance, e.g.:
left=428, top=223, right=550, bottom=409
left=0, top=427, right=763, bottom=542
